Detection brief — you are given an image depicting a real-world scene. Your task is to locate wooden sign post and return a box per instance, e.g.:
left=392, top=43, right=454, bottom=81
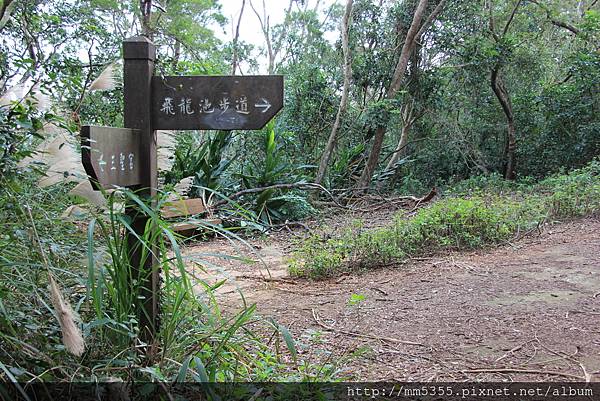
left=123, top=36, right=159, bottom=346
left=80, top=36, right=284, bottom=348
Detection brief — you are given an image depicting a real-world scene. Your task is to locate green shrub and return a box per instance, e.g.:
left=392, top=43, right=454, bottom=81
left=290, top=159, right=600, bottom=278
left=288, top=231, right=352, bottom=278
left=539, top=159, right=600, bottom=218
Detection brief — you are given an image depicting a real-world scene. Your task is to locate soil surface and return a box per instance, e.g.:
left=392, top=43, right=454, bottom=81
left=182, top=216, right=600, bottom=381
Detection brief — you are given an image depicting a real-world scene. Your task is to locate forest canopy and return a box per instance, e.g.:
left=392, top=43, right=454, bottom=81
left=0, top=0, right=597, bottom=197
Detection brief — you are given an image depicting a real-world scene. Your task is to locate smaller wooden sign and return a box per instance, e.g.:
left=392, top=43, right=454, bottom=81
left=81, top=125, right=142, bottom=190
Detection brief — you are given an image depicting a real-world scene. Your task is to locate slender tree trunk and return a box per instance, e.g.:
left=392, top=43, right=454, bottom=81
left=379, top=40, right=422, bottom=191
left=0, top=0, right=15, bottom=31
left=140, top=0, right=152, bottom=38
left=231, top=0, right=246, bottom=75
left=356, top=0, right=428, bottom=191
left=491, top=68, right=516, bottom=180
left=487, top=0, right=521, bottom=180
left=386, top=124, right=410, bottom=188
left=315, top=0, right=353, bottom=185
left=172, top=39, right=181, bottom=71
left=377, top=99, right=416, bottom=190
left=578, top=0, right=586, bottom=17
left=250, top=0, right=289, bottom=75
left=385, top=117, right=412, bottom=173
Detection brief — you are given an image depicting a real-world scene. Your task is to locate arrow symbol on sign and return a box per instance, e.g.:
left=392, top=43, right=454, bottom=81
left=254, top=98, right=272, bottom=113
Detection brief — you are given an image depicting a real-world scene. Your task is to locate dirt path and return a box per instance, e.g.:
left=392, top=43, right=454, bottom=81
left=182, top=217, right=600, bottom=381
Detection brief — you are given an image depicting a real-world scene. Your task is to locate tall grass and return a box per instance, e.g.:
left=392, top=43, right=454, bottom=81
left=83, top=187, right=308, bottom=381
left=0, top=175, right=338, bottom=388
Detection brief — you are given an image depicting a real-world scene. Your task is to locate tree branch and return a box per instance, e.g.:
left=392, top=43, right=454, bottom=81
left=231, top=0, right=246, bottom=75
left=416, top=0, right=447, bottom=39
left=528, top=0, right=580, bottom=35
left=502, top=0, right=522, bottom=36
left=0, top=0, right=15, bottom=31
left=212, top=182, right=346, bottom=209
left=315, top=0, right=353, bottom=185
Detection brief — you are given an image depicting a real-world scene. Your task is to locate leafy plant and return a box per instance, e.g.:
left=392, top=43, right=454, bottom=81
left=164, top=131, right=236, bottom=197
left=330, top=143, right=365, bottom=188
left=0, top=100, right=49, bottom=178
left=290, top=159, right=600, bottom=278
left=0, top=174, right=338, bottom=386
left=239, top=122, right=312, bottom=225
left=347, top=293, right=366, bottom=307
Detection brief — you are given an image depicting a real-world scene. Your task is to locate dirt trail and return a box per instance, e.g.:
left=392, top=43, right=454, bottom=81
left=183, top=217, right=600, bottom=381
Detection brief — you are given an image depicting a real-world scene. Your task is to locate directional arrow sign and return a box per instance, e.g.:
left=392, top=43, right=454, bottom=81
left=81, top=125, right=143, bottom=190
left=255, top=98, right=272, bottom=113
left=152, top=75, right=283, bottom=130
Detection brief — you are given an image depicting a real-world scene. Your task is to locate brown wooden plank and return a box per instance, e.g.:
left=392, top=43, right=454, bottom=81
left=172, top=219, right=222, bottom=232
left=81, top=126, right=142, bottom=190
left=152, top=75, right=283, bottom=130
left=161, top=198, right=206, bottom=219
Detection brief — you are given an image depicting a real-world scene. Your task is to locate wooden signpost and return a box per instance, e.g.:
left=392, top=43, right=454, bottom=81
left=80, top=36, right=284, bottom=346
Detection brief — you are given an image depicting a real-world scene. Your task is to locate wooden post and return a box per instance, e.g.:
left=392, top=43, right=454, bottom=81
left=123, top=36, right=159, bottom=347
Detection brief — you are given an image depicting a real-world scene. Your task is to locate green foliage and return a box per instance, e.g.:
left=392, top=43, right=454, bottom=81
left=347, top=293, right=366, bottom=306
left=241, top=122, right=289, bottom=189
left=0, top=102, right=45, bottom=178
left=329, top=143, right=365, bottom=187
left=239, top=122, right=314, bottom=225
left=290, top=160, right=600, bottom=278
left=288, top=232, right=352, bottom=279
left=0, top=84, right=73, bottom=180
left=0, top=174, right=337, bottom=383
left=164, top=131, right=236, bottom=195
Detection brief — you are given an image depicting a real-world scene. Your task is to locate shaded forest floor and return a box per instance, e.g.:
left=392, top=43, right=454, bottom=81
left=182, top=215, right=600, bottom=381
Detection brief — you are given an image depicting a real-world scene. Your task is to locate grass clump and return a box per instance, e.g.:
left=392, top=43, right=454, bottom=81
left=289, top=159, right=600, bottom=278
left=0, top=172, right=339, bottom=391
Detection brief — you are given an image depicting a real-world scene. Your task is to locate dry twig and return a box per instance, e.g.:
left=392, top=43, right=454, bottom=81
left=311, top=309, right=424, bottom=346
left=461, top=368, right=583, bottom=381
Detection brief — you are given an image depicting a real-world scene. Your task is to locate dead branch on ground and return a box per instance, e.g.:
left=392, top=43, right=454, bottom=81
left=312, top=309, right=424, bottom=346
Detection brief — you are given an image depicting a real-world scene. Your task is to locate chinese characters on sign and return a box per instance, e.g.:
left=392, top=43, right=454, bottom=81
left=82, top=75, right=284, bottom=189
left=81, top=126, right=142, bottom=190
left=79, top=37, right=285, bottom=346
left=96, top=151, right=135, bottom=173
left=159, top=95, right=269, bottom=117
left=152, top=75, right=284, bottom=130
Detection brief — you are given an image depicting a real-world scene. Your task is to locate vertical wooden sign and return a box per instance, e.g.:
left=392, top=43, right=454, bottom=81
left=82, top=36, right=284, bottom=351
left=123, top=36, right=159, bottom=345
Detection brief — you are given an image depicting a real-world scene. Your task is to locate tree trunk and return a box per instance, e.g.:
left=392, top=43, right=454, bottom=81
left=378, top=99, right=415, bottom=190
left=172, top=39, right=180, bottom=71
left=386, top=121, right=411, bottom=173
left=231, top=0, right=246, bottom=75
left=315, top=0, right=353, bottom=185
left=140, top=0, right=152, bottom=38
left=0, top=0, right=15, bottom=31
left=356, top=0, right=428, bottom=191
left=491, top=68, right=516, bottom=180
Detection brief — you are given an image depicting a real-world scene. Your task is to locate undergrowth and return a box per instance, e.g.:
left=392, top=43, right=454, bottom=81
left=0, top=171, right=339, bottom=392
left=289, top=159, right=600, bottom=278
